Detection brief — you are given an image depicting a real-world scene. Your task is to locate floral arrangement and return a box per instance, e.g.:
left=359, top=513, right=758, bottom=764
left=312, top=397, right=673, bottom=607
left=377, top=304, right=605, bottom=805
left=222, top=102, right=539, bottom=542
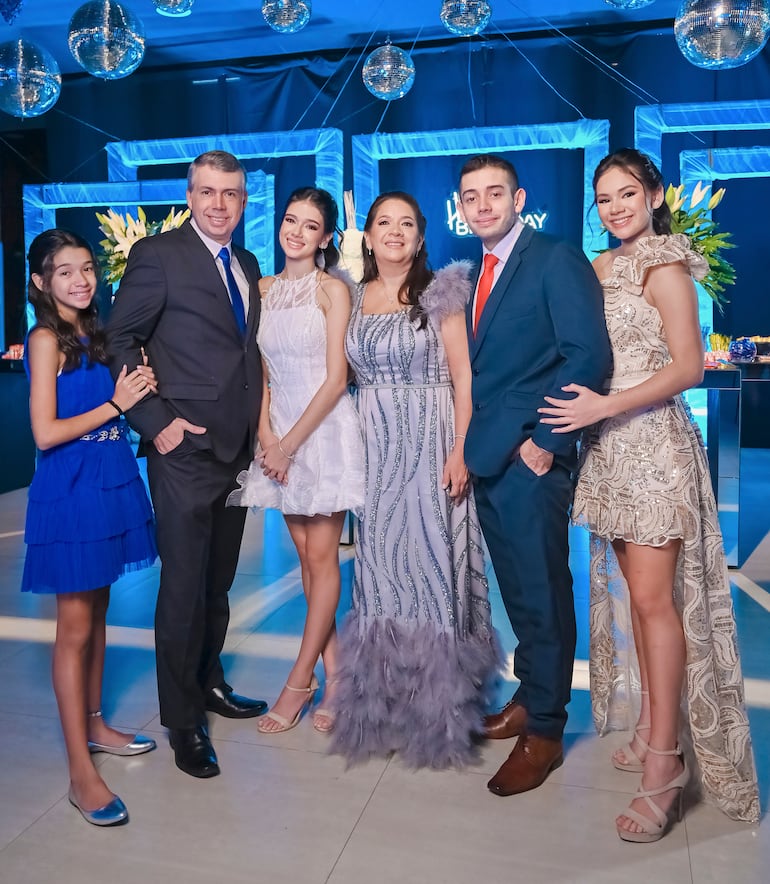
left=95, top=206, right=190, bottom=284
left=665, top=182, right=735, bottom=307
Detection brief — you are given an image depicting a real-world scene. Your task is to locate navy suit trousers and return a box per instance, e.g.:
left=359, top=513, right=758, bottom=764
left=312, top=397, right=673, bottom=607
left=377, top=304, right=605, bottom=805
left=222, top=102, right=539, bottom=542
left=473, top=456, right=576, bottom=740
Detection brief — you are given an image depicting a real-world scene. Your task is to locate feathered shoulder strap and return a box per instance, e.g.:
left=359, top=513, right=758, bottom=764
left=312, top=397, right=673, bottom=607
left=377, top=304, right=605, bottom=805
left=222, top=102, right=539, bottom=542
left=323, top=265, right=357, bottom=304
left=419, top=260, right=474, bottom=325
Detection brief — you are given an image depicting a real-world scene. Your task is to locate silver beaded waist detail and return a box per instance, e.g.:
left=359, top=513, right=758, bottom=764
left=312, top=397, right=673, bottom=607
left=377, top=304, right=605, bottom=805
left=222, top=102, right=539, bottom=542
left=79, top=423, right=127, bottom=442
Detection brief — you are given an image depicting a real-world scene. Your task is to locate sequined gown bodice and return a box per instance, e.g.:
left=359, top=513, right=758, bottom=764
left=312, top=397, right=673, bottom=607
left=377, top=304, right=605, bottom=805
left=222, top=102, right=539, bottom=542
left=572, top=234, right=759, bottom=823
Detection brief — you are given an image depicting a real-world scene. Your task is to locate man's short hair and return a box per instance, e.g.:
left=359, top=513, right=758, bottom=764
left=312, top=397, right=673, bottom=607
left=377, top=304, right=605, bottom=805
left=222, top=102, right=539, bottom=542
left=187, top=150, right=247, bottom=191
left=459, top=154, right=519, bottom=195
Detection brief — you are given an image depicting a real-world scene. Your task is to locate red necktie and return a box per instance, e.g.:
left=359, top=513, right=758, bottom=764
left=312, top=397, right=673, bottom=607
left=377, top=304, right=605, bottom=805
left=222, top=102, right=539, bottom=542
left=473, top=253, right=499, bottom=334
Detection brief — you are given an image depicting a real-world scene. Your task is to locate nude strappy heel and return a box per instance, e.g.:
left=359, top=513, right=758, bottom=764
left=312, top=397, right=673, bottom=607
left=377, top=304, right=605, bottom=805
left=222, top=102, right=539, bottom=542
left=257, top=676, right=319, bottom=734
left=612, top=691, right=650, bottom=772
left=312, top=678, right=338, bottom=734
left=616, top=745, right=689, bottom=843
left=612, top=723, right=651, bottom=773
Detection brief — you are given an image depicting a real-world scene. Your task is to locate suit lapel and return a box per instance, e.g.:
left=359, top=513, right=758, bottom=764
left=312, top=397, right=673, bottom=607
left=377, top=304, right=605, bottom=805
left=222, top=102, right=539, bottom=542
left=180, top=221, right=236, bottom=326
left=471, top=226, right=533, bottom=356
left=181, top=222, right=253, bottom=340
left=235, top=245, right=261, bottom=343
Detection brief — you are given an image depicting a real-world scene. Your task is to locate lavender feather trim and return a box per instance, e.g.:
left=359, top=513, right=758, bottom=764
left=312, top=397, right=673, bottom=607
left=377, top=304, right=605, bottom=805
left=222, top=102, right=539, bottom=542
left=419, top=260, right=474, bottom=326
left=328, top=615, right=501, bottom=769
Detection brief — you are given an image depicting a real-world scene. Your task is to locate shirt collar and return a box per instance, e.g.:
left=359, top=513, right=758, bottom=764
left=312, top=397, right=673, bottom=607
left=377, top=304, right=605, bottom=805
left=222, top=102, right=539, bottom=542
left=190, top=217, right=232, bottom=259
left=484, top=218, right=526, bottom=265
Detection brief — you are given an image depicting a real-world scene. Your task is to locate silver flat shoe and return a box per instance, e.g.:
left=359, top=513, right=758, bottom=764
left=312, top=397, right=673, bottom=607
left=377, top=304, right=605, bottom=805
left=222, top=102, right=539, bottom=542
left=88, top=734, right=157, bottom=756
left=68, top=787, right=128, bottom=826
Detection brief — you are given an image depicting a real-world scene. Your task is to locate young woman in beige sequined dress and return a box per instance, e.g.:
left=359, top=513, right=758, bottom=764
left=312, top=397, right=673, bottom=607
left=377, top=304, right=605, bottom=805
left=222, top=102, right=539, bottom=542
left=539, top=149, right=759, bottom=842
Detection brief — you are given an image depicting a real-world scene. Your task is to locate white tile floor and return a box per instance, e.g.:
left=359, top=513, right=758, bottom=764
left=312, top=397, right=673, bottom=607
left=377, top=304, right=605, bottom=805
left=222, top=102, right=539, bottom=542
left=0, top=455, right=767, bottom=884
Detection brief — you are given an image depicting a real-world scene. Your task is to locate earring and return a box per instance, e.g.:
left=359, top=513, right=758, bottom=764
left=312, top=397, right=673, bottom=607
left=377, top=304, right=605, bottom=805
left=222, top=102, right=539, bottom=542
left=415, top=247, right=421, bottom=258
left=367, top=247, right=372, bottom=256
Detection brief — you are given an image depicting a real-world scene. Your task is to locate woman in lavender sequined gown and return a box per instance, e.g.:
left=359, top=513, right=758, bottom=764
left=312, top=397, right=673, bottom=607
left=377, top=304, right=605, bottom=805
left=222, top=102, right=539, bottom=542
left=330, top=192, right=500, bottom=768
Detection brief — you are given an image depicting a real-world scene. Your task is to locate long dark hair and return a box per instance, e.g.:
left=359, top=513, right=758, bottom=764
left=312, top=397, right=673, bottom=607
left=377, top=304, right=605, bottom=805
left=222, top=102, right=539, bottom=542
left=593, top=148, right=672, bottom=235
left=27, top=228, right=106, bottom=371
left=283, top=186, right=341, bottom=269
left=361, top=191, right=433, bottom=327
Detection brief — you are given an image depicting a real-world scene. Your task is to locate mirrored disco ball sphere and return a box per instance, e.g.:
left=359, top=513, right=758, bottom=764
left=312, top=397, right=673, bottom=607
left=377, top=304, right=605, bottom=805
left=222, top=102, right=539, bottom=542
left=440, top=1, right=492, bottom=36
left=153, top=0, right=194, bottom=17
left=261, top=0, right=311, bottom=34
left=362, top=44, right=415, bottom=101
left=675, top=0, right=770, bottom=69
left=604, top=0, right=656, bottom=9
left=68, top=0, right=146, bottom=79
left=0, top=39, right=61, bottom=118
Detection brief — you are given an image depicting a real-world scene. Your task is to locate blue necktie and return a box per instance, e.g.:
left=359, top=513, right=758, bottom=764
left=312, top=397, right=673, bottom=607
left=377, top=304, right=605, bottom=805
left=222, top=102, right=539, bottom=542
left=218, top=247, right=247, bottom=334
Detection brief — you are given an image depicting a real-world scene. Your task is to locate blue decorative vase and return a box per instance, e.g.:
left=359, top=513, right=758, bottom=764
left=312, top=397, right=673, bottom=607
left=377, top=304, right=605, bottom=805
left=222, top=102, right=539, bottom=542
left=728, top=337, right=757, bottom=363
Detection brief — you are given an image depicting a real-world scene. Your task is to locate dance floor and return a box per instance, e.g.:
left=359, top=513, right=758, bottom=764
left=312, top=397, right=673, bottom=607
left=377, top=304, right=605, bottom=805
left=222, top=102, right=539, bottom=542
left=0, top=453, right=768, bottom=883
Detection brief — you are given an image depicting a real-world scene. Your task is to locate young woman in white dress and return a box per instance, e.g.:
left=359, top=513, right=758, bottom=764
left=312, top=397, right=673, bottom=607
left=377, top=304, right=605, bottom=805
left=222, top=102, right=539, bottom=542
left=228, top=187, right=364, bottom=734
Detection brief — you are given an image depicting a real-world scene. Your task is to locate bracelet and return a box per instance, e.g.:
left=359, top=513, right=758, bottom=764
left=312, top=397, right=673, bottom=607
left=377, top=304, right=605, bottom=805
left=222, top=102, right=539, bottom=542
left=107, top=399, right=124, bottom=417
left=277, top=439, right=295, bottom=461
left=454, top=433, right=466, bottom=439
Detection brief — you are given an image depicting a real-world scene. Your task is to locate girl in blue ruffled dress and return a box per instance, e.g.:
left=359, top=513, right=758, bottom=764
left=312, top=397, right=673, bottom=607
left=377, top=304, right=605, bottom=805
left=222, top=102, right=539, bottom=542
left=23, top=229, right=158, bottom=826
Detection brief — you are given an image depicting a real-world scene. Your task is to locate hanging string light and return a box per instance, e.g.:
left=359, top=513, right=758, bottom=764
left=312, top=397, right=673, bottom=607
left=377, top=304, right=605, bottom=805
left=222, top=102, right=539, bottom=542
left=153, top=0, right=194, bottom=17
left=362, top=42, right=416, bottom=101
left=0, top=39, right=61, bottom=118
left=68, top=1, right=146, bottom=80
left=440, top=1, right=492, bottom=36
left=261, top=0, right=311, bottom=34
left=675, top=0, right=770, bottom=69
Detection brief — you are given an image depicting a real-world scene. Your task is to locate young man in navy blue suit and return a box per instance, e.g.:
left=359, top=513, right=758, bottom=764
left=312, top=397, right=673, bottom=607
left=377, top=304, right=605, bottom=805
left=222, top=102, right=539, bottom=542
left=107, top=151, right=267, bottom=779
left=458, top=154, right=611, bottom=796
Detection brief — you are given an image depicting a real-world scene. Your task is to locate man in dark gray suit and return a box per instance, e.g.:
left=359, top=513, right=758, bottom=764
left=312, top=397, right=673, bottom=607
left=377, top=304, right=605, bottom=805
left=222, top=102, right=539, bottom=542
left=107, top=150, right=267, bottom=778
left=459, top=154, right=610, bottom=796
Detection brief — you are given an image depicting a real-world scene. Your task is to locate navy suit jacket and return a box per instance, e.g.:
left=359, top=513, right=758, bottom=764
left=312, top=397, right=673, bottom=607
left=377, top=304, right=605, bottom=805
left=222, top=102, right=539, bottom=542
left=106, top=220, right=262, bottom=464
left=465, top=225, right=611, bottom=478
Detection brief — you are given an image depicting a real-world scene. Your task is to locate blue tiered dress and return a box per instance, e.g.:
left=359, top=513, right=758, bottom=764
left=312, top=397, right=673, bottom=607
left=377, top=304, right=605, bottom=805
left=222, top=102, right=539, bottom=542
left=21, top=348, right=157, bottom=594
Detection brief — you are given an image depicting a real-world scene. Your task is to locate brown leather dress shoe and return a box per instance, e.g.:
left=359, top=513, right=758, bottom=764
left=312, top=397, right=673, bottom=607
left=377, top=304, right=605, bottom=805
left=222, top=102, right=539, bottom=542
left=483, top=700, right=528, bottom=740
left=487, top=733, right=563, bottom=796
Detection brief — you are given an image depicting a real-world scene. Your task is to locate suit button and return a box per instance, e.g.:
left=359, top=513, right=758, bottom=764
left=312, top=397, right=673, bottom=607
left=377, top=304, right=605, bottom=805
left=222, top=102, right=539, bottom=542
left=474, top=403, right=481, bottom=411
left=473, top=368, right=479, bottom=376
left=243, top=384, right=248, bottom=390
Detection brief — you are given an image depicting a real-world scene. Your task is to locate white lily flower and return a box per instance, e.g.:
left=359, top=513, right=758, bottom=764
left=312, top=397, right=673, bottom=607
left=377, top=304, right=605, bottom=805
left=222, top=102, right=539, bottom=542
left=666, top=183, right=685, bottom=212
left=708, top=188, right=726, bottom=210
left=690, top=181, right=710, bottom=209
left=95, top=206, right=191, bottom=282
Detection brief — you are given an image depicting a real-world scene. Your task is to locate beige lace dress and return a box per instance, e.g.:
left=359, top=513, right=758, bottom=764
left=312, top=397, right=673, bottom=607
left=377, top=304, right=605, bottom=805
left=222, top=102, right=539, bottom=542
left=572, top=234, right=760, bottom=823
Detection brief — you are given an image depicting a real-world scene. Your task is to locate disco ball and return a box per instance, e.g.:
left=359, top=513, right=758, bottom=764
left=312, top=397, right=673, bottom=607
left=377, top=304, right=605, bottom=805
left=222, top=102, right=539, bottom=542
left=604, top=0, right=656, bottom=9
left=440, top=1, right=492, bottom=36
left=68, top=0, right=146, bottom=80
left=675, top=0, right=770, bottom=69
left=362, top=44, right=415, bottom=101
left=153, top=0, right=194, bottom=17
left=0, top=39, right=61, bottom=118
left=261, top=0, right=311, bottom=34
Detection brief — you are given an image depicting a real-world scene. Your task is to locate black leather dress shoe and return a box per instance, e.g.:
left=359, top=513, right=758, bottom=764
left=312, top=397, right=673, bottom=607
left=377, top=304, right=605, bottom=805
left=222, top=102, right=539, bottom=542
left=169, top=726, right=220, bottom=778
left=204, top=684, right=268, bottom=719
